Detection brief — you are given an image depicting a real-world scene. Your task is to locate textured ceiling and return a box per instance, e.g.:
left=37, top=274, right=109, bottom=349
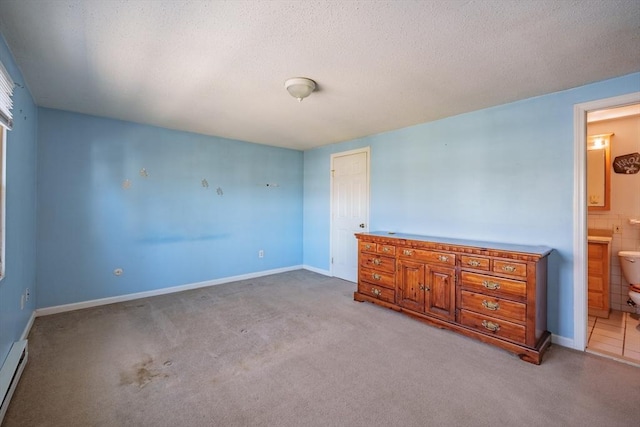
left=0, top=0, right=639, bottom=150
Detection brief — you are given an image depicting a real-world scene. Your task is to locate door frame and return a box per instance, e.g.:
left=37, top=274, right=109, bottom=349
left=329, top=146, right=371, bottom=278
left=572, top=91, right=640, bottom=351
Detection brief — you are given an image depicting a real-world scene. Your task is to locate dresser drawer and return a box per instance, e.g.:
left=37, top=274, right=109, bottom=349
left=460, top=272, right=526, bottom=300
left=460, top=255, right=490, bottom=271
left=377, top=244, right=396, bottom=256
left=360, top=267, right=395, bottom=289
left=360, top=241, right=396, bottom=256
left=360, top=254, right=395, bottom=273
left=459, top=309, right=526, bottom=344
left=493, top=259, right=527, bottom=277
left=359, top=241, right=377, bottom=254
left=459, top=290, right=526, bottom=323
left=398, top=247, right=456, bottom=266
left=359, top=283, right=395, bottom=303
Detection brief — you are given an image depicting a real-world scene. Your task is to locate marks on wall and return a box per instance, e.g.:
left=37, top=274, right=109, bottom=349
left=200, top=178, right=224, bottom=196
left=117, top=165, right=231, bottom=244
left=13, top=83, right=29, bottom=121
left=120, top=166, right=281, bottom=200
left=122, top=169, right=226, bottom=195
left=116, top=162, right=286, bottom=245
left=103, top=141, right=294, bottom=251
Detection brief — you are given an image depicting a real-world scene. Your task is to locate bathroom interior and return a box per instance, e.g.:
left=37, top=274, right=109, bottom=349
left=586, top=103, right=640, bottom=364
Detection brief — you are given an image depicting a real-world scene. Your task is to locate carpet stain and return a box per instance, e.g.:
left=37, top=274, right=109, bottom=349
left=120, top=356, right=169, bottom=388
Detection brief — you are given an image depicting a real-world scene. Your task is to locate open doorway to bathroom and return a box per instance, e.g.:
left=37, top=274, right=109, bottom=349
left=584, top=101, right=640, bottom=364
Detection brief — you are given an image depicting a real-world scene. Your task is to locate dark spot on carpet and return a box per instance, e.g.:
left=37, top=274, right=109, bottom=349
left=120, top=356, right=169, bottom=388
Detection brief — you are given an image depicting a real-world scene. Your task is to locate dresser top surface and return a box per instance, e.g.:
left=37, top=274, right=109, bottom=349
left=357, top=231, right=553, bottom=257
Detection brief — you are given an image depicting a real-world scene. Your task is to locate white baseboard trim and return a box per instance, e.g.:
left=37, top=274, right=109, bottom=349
left=551, top=334, right=576, bottom=350
left=0, top=339, right=28, bottom=424
left=36, top=265, right=303, bottom=317
left=302, top=265, right=332, bottom=276
left=20, top=311, right=36, bottom=341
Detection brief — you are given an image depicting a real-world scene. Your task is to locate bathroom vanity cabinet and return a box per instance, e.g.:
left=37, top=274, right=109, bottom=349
left=354, top=232, right=552, bottom=364
left=587, top=238, right=611, bottom=318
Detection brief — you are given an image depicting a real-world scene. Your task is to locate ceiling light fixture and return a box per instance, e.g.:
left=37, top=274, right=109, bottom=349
left=284, top=77, right=316, bottom=102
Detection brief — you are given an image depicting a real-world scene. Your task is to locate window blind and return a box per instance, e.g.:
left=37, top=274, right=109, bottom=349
left=0, top=60, right=15, bottom=130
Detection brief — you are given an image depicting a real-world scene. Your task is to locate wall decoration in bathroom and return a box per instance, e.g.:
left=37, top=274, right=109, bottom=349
left=613, top=152, right=640, bottom=174
left=201, top=179, right=209, bottom=188
left=122, top=179, right=132, bottom=189
left=216, top=187, right=223, bottom=196
left=139, top=168, right=149, bottom=178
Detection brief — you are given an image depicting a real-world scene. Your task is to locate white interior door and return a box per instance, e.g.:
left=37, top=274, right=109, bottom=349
left=330, top=148, right=370, bottom=282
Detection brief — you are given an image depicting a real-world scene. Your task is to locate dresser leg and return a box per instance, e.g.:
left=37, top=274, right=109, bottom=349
left=517, top=331, right=552, bottom=365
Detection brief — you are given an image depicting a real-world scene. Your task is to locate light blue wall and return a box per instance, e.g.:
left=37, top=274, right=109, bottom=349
left=303, top=72, right=640, bottom=341
left=0, top=36, right=38, bottom=363
left=37, top=109, right=303, bottom=308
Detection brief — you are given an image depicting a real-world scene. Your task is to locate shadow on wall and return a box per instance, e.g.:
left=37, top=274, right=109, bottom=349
left=546, top=250, right=564, bottom=338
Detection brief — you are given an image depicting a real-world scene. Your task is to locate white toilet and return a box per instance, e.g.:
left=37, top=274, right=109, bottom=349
left=619, top=251, right=640, bottom=312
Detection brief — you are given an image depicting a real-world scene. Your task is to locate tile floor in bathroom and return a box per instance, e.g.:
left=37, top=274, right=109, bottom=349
left=587, top=310, right=640, bottom=364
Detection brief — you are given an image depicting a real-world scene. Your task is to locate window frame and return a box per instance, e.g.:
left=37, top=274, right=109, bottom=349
left=0, top=124, right=5, bottom=280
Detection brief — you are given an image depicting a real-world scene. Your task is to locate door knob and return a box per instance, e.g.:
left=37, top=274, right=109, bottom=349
left=359, top=223, right=366, bottom=228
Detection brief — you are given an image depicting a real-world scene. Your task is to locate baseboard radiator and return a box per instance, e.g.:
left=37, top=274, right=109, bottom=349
left=0, top=340, right=28, bottom=423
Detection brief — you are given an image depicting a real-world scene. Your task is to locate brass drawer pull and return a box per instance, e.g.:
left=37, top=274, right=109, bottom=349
left=482, top=320, right=501, bottom=332
left=371, top=288, right=382, bottom=297
left=482, top=280, right=501, bottom=290
left=467, top=260, right=481, bottom=267
left=382, top=247, right=391, bottom=252
left=502, top=265, right=517, bottom=273
left=438, top=255, right=449, bottom=262
left=482, top=300, right=500, bottom=311
left=372, top=273, right=382, bottom=281
left=372, top=258, right=382, bottom=266
left=403, top=249, right=413, bottom=256
left=364, top=244, right=372, bottom=250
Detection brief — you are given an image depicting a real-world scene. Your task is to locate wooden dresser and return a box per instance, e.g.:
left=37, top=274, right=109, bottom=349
left=355, top=232, right=552, bottom=364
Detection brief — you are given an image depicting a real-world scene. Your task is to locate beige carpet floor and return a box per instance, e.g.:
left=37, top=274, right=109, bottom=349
left=3, top=270, right=639, bottom=426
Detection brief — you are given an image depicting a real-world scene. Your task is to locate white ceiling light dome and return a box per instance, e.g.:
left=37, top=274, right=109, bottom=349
left=284, top=77, right=316, bottom=102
